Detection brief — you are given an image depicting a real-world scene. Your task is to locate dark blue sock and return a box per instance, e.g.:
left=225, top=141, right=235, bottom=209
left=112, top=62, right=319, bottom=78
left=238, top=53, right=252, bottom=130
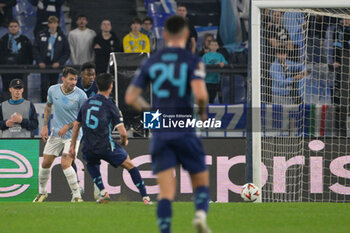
left=71, top=161, right=79, bottom=183
left=129, top=167, right=147, bottom=197
left=71, top=161, right=77, bottom=173
left=157, top=199, right=172, bottom=233
left=194, top=186, right=210, bottom=213
left=86, top=163, right=105, bottom=191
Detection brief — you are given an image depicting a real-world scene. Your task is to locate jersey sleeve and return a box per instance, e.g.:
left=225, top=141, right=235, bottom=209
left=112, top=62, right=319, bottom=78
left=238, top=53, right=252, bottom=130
left=131, top=61, right=150, bottom=89
left=191, top=57, right=206, bottom=81
left=47, top=86, right=53, bottom=103
left=110, top=103, right=124, bottom=128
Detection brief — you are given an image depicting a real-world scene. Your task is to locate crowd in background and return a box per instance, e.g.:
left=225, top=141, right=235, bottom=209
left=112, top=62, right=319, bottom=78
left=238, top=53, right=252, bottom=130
left=261, top=9, right=350, bottom=135
left=0, top=1, right=237, bottom=104
left=3, top=2, right=349, bottom=108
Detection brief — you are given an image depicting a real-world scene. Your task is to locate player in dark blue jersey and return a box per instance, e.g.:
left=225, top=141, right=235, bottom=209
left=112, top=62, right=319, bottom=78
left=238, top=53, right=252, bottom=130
left=75, top=61, right=100, bottom=198
left=125, top=16, right=210, bottom=233
left=76, top=62, right=98, bottom=98
left=69, top=73, right=152, bottom=204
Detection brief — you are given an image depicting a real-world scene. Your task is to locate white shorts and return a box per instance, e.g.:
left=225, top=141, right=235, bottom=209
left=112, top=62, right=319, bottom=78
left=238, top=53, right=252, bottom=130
left=43, top=136, right=80, bottom=157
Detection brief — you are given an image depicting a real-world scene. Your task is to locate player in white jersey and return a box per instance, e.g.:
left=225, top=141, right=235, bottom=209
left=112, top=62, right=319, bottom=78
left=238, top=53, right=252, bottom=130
left=33, top=67, right=88, bottom=202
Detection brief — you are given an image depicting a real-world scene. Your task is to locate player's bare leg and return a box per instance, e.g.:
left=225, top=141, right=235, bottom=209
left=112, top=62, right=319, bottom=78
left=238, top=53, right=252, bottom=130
left=61, top=153, right=83, bottom=202
left=33, top=154, right=55, bottom=202
left=190, top=170, right=211, bottom=233
left=156, top=168, right=176, bottom=233
left=121, top=155, right=152, bottom=205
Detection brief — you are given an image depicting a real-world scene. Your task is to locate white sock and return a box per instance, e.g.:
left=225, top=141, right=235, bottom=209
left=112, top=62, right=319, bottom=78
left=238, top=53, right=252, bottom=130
left=39, top=166, right=50, bottom=194
left=63, top=166, right=81, bottom=198
left=100, top=189, right=107, bottom=196
left=94, top=183, right=100, bottom=192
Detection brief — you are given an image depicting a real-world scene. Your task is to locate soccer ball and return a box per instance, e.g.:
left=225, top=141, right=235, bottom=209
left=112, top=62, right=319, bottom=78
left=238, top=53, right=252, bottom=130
left=240, top=183, right=260, bottom=202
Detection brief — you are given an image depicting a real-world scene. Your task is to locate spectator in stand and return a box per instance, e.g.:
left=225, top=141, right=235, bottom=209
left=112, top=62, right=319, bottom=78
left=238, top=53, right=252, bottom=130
left=198, top=33, right=214, bottom=57
left=76, top=62, right=97, bottom=98
left=282, top=11, right=306, bottom=61
left=29, top=0, right=64, bottom=37
left=123, top=17, right=150, bottom=53
left=0, top=78, right=38, bottom=138
left=93, top=19, right=122, bottom=74
left=176, top=4, right=197, bottom=54
left=202, top=40, right=227, bottom=103
left=0, top=0, right=17, bottom=32
left=68, top=15, right=96, bottom=65
left=0, top=20, right=32, bottom=100
left=140, top=16, right=156, bottom=52
left=262, top=10, right=294, bottom=103
left=270, top=46, right=306, bottom=105
left=333, top=18, right=350, bottom=136
left=33, top=16, right=70, bottom=102
left=266, top=11, right=294, bottom=63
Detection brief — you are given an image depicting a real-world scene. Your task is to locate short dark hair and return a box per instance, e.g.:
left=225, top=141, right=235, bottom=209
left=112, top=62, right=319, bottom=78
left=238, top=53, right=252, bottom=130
left=164, top=15, right=188, bottom=35
left=209, top=39, right=218, bottom=44
left=8, top=20, right=19, bottom=26
left=62, top=67, right=78, bottom=77
left=131, top=17, right=142, bottom=25
left=81, top=62, right=96, bottom=72
left=96, top=73, right=113, bottom=91
left=77, top=14, right=87, bottom=20
left=177, top=3, right=187, bottom=9
left=142, top=16, right=153, bottom=24
left=101, top=19, right=111, bottom=24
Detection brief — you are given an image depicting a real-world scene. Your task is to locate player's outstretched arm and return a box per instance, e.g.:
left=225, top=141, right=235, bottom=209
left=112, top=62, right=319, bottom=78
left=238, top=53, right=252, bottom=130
left=191, top=79, right=209, bottom=121
left=116, top=124, right=128, bottom=146
left=41, top=102, right=53, bottom=142
left=69, top=121, right=81, bottom=157
left=58, top=121, right=74, bottom=138
left=125, top=85, right=150, bottom=112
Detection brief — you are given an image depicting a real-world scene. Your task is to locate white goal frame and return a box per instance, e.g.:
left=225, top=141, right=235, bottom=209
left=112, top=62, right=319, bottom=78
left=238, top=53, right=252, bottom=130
left=250, top=0, right=350, bottom=203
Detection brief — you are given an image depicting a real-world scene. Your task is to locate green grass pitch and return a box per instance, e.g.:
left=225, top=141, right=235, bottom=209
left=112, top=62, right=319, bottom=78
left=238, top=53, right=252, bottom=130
left=0, top=202, right=349, bottom=233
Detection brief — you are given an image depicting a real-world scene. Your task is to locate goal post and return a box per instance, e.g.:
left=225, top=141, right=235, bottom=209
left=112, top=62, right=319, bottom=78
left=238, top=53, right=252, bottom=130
left=250, top=0, right=350, bottom=202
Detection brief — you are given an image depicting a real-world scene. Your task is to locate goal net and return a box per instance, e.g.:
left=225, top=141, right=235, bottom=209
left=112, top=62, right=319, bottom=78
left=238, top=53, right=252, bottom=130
left=257, top=5, right=350, bottom=202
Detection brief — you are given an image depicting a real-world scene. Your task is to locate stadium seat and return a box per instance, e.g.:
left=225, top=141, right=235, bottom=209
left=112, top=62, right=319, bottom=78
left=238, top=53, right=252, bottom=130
left=13, top=0, right=67, bottom=42
left=12, top=0, right=37, bottom=42
left=144, top=0, right=161, bottom=9
left=152, top=13, right=172, bottom=27
left=153, top=26, right=164, bottom=39
left=148, top=2, right=166, bottom=15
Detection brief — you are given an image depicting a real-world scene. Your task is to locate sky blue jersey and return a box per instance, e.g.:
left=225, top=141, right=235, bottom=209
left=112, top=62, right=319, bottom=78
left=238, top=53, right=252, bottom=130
left=47, top=84, right=87, bottom=139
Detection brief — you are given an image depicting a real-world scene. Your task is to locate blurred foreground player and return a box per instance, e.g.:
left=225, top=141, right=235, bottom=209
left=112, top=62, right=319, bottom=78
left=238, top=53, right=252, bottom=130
left=33, top=67, right=87, bottom=203
left=69, top=73, right=152, bottom=204
left=125, top=16, right=211, bottom=233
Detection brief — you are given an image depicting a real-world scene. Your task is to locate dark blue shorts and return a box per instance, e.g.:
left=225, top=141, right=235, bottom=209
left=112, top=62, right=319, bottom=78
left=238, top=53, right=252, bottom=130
left=82, top=147, right=128, bottom=168
left=150, top=134, right=207, bottom=174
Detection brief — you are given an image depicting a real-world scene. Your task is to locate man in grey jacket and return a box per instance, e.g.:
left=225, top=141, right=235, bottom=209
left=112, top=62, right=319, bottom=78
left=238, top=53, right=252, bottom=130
left=0, top=79, right=38, bottom=137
